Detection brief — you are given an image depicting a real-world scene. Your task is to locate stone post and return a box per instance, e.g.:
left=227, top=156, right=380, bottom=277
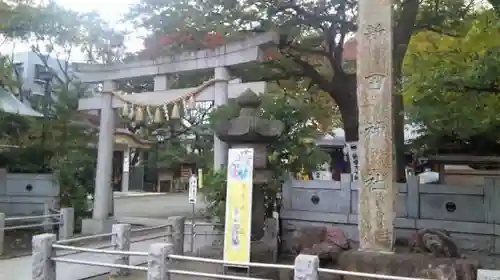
left=168, top=216, right=185, bottom=254
left=357, top=0, right=395, bottom=251
left=147, top=243, right=174, bottom=280
left=121, top=148, right=130, bottom=192
left=294, top=254, right=319, bottom=280
left=110, top=223, right=132, bottom=277
left=165, top=223, right=174, bottom=245
left=0, top=212, right=4, bottom=256
left=93, top=80, right=116, bottom=223
left=58, top=208, right=74, bottom=240
left=43, top=204, right=52, bottom=232
left=213, top=67, right=230, bottom=170
left=32, top=233, right=56, bottom=280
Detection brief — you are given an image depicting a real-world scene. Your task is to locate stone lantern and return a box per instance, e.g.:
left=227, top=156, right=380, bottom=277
left=215, top=89, right=284, bottom=241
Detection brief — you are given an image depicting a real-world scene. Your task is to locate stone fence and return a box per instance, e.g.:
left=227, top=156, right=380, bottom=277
left=281, top=174, right=500, bottom=253
left=0, top=207, right=73, bottom=255
left=33, top=230, right=438, bottom=280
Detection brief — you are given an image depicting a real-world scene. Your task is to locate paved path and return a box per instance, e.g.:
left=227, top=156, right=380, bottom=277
left=0, top=193, right=212, bottom=280
left=115, top=192, right=206, bottom=219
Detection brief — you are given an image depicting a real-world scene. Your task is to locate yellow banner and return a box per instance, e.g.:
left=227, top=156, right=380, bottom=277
left=197, top=168, right=203, bottom=189
left=223, top=148, right=254, bottom=263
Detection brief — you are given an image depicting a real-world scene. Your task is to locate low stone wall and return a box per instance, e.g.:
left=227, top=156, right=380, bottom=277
left=0, top=171, right=59, bottom=216
left=339, top=251, right=478, bottom=280
left=281, top=175, right=500, bottom=254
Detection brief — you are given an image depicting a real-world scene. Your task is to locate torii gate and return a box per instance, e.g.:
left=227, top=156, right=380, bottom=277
left=74, top=32, right=277, bottom=234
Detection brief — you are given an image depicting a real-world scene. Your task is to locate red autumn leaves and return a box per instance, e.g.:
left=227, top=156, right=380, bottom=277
left=142, top=31, right=279, bottom=61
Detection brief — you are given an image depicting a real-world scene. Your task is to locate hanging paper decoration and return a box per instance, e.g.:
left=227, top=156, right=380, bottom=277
left=171, top=102, right=180, bottom=119
left=121, top=104, right=129, bottom=117
left=128, top=106, right=135, bottom=120
left=135, top=106, right=144, bottom=122
left=146, top=106, right=153, bottom=122
left=110, top=77, right=226, bottom=123
left=154, top=107, right=163, bottom=123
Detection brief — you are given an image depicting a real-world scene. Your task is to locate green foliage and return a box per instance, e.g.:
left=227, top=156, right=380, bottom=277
left=199, top=168, right=227, bottom=221
left=127, top=0, right=481, bottom=182
left=202, top=91, right=330, bottom=220
left=403, top=8, right=500, bottom=154
left=131, top=102, right=214, bottom=173
left=0, top=0, right=126, bottom=230
left=209, top=92, right=331, bottom=171
left=0, top=145, right=54, bottom=173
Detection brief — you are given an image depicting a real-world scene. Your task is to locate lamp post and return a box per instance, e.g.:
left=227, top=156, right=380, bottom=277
left=38, top=68, right=54, bottom=147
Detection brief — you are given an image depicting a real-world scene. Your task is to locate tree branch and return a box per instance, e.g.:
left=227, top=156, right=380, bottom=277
left=393, top=0, right=419, bottom=81
left=288, top=54, right=334, bottom=93
left=445, top=82, right=500, bottom=94
left=416, top=24, right=461, bottom=37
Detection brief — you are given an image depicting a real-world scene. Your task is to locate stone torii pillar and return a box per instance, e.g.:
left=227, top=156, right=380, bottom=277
left=357, top=0, right=395, bottom=252
left=213, top=67, right=230, bottom=170
left=85, top=80, right=116, bottom=233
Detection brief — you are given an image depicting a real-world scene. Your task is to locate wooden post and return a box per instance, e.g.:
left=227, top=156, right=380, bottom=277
left=357, top=0, right=395, bottom=252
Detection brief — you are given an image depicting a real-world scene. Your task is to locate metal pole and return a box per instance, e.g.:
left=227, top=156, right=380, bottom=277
left=154, top=141, right=159, bottom=192
left=191, top=203, right=195, bottom=252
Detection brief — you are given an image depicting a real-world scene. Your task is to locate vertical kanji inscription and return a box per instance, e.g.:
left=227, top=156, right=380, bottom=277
left=357, top=0, right=395, bottom=252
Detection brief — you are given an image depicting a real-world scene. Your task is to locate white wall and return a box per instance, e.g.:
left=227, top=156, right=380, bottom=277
left=12, top=51, right=72, bottom=96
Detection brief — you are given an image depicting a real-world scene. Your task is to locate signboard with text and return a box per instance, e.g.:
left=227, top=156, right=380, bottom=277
left=188, top=174, right=197, bottom=204
left=223, top=148, right=254, bottom=263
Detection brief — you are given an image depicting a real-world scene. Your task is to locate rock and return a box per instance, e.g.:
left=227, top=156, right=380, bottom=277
left=324, top=226, right=350, bottom=249
left=302, top=242, right=343, bottom=263
left=291, top=226, right=349, bottom=265
left=420, top=264, right=458, bottom=280
left=409, top=229, right=460, bottom=258
left=339, top=250, right=479, bottom=280
left=292, top=226, right=326, bottom=254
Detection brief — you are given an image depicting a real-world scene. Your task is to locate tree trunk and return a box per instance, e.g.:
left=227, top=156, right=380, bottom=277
left=334, top=77, right=359, bottom=142
left=339, top=101, right=359, bottom=142
left=393, top=94, right=407, bottom=182
left=392, top=0, right=419, bottom=182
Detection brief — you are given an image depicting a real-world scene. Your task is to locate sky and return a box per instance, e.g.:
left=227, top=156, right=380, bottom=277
left=56, top=0, right=145, bottom=53
left=0, top=0, right=493, bottom=61
left=0, top=0, right=144, bottom=61
left=57, top=0, right=137, bottom=24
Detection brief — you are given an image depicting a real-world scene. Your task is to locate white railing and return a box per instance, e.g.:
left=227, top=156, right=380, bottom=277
left=0, top=206, right=74, bottom=256
left=32, top=230, right=436, bottom=280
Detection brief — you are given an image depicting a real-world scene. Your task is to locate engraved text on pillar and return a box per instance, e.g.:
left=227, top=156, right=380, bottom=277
left=357, top=0, right=395, bottom=252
